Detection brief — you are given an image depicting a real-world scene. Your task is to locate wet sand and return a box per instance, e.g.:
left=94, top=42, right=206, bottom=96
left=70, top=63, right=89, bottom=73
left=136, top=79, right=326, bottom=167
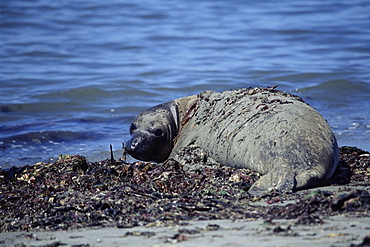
left=1, top=199, right=369, bottom=247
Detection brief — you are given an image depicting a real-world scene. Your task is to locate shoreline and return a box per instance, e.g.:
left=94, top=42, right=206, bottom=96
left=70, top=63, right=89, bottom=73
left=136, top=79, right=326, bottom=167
left=1, top=146, right=369, bottom=246
left=1, top=203, right=369, bottom=247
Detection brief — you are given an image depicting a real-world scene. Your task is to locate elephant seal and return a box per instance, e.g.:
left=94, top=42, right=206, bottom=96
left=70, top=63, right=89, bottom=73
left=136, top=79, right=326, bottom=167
left=125, top=87, right=339, bottom=196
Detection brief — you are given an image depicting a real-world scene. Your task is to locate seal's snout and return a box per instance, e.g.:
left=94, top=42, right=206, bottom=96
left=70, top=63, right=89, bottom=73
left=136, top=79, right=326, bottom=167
left=125, top=136, right=142, bottom=154
left=125, top=134, right=160, bottom=162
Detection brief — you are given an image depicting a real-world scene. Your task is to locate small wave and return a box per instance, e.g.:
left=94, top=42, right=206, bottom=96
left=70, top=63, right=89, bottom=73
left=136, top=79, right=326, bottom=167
left=298, top=80, right=370, bottom=93
left=0, top=131, right=102, bottom=147
left=296, top=80, right=370, bottom=104
left=0, top=130, right=105, bottom=167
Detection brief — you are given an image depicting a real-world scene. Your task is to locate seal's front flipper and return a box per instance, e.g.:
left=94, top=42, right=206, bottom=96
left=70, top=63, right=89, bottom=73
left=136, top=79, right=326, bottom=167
left=248, top=165, right=297, bottom=197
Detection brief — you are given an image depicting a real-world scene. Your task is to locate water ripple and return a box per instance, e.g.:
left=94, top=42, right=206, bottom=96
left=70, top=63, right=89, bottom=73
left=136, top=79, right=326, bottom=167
left=1, top=0, right=369, bottom=167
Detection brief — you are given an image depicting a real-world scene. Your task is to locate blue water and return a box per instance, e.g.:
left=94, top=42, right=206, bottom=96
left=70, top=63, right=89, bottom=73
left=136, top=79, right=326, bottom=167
left=1, top=0, right=370, bottom=168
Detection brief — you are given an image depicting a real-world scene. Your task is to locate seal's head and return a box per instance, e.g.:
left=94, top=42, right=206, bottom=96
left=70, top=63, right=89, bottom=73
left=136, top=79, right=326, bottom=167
left=125, top=101, right=179, bottom=163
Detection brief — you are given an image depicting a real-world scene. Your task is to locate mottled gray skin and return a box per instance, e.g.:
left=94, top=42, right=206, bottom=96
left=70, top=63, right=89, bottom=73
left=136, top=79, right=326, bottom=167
left=125, top=87, right=339, bottom=196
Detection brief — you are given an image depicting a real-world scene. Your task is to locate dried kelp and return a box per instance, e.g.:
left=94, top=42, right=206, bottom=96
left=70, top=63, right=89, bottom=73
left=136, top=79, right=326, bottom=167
left=0, top=146, right=369, bottom=232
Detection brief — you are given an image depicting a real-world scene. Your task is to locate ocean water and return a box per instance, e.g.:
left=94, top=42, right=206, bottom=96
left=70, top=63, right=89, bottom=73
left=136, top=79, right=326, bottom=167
left=1, top=0, right=369, bottom=168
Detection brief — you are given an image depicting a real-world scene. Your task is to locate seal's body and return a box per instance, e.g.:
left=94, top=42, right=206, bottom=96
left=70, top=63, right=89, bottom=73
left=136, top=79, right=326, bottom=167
left=125, top=87, right=339, bottom=196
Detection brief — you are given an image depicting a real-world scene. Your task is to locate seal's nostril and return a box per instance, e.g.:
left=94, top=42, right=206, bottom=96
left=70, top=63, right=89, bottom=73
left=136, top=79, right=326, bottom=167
left=133, top=138, right=139, bottom=145
left=126, top=137, right=140, bottom=152
left=130, top=143, right=136, bottom=149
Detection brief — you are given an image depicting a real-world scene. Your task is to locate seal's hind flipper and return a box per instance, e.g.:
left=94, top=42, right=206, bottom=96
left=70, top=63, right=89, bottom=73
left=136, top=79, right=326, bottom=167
left=248, top=163, right=297, bottom=197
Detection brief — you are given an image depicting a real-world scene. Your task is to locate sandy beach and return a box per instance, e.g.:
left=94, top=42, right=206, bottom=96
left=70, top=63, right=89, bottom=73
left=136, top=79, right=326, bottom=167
left=2, top=184, right=369, bottom=247
left=1, top=218, right=369, bottom=247
left=1, top=192, right=369, bottom=247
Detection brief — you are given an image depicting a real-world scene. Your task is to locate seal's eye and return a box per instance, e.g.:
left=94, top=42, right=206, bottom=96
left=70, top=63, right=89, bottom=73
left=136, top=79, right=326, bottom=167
left=130, top=123, right=137, bottom=132
left=153, top=129, right=163, bottom=137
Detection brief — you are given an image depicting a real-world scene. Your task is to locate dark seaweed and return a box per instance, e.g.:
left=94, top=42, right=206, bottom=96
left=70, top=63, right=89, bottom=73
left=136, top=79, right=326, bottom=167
left=0, top=146, right=369, bottom=232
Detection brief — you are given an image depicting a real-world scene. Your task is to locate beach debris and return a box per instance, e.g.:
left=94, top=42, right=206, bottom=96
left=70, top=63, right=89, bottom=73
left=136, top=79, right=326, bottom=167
left=0, top=146, right=369, bottom=232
